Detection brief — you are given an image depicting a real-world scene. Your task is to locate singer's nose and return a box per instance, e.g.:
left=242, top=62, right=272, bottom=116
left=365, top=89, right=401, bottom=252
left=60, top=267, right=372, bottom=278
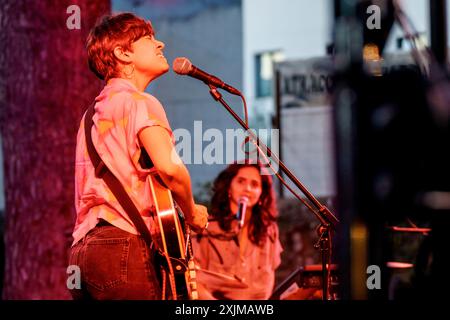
left=156, top=39, right=165, bottom=50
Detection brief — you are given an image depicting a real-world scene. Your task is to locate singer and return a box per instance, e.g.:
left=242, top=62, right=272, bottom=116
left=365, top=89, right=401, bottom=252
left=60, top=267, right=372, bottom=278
left=68, top=13, right=208, bottom=300
left=192, top=161, right=283, bottom=300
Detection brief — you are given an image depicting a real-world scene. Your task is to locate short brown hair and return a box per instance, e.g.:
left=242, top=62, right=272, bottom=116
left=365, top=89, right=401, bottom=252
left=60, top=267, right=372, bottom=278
left=86, top=13, right=154, bottom=80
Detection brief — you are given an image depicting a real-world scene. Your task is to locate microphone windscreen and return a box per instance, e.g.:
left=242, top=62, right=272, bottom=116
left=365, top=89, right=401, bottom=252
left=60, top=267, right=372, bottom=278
left=172, top=57, right=192, bottom=75
left=237, top=196, right=249, bottom=226
left=239, top=196, right=249, bottom=204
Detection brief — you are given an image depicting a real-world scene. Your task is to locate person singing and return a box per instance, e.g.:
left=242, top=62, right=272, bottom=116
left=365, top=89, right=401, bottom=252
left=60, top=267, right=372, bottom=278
left=68, top=13, right=208, bottom=300
left=192, top=161, right=283, bottom=299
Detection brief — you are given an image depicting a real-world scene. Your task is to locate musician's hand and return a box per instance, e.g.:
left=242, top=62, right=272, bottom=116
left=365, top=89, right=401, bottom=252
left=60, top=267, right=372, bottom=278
left=187, top=204, right=209, bottom=233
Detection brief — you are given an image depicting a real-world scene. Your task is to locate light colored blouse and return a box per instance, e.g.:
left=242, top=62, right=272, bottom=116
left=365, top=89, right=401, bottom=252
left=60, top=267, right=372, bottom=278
left=192, top=220, right=283, bottom=300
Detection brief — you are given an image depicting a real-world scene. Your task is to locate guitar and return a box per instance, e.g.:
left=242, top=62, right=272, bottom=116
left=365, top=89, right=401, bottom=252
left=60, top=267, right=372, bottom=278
left=148, top=173, right=198, bottom=300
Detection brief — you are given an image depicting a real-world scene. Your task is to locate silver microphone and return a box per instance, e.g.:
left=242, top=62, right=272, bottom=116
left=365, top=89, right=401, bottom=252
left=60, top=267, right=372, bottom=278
left=236, top=196, right=249, bottom=228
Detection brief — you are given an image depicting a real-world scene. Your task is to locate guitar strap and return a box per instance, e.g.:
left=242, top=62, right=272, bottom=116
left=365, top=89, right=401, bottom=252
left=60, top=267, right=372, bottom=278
left=84, top=102, right=186, bottom=299
left=83, top=102, right=154, bottom=249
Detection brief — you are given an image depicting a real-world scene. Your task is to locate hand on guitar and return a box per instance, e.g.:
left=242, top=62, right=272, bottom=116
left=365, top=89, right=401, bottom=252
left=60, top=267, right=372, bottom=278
left=186, top=204, right=209, bottom=233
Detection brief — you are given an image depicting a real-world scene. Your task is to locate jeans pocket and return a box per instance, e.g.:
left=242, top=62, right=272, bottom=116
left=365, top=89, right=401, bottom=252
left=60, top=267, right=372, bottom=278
left=83, top=237, right=130, bottom=291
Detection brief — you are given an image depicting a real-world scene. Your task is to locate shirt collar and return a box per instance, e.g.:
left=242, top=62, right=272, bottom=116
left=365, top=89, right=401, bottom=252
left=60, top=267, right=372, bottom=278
left=106, top=78, right=140, bottom=92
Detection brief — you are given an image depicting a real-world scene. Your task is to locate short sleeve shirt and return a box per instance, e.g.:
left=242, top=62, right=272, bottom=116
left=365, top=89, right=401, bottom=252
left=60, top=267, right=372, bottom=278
left=72, top=78, right=173, bottom=245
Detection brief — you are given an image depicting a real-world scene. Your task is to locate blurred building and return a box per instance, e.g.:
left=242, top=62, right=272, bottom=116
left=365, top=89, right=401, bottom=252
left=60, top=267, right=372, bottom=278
left=246, top=0, right=450, bottom=130
left=243, top=0, right=333, bottom=128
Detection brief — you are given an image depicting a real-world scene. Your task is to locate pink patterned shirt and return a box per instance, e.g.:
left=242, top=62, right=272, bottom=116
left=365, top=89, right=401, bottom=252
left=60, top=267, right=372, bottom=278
left=72, top=78, right=173, bottom=246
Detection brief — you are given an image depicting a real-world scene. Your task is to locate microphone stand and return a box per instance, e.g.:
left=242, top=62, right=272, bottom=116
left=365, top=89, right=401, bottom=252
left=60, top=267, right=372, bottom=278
left=207, top=84, right=339, bottom=300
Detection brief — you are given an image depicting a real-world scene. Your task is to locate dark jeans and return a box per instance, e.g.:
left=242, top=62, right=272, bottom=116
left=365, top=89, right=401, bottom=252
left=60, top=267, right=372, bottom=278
left=68, top=221, right=161, bottom=300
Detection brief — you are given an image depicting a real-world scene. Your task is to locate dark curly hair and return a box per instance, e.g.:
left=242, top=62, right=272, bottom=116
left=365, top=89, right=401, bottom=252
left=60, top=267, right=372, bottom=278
left=210, top=161, right=278, bottom=246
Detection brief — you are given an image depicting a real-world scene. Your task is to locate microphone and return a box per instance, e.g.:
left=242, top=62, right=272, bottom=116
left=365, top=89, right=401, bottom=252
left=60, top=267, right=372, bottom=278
left=236, top=196, right=249, bottom=228
left=172, top=57, right=241, bottom=95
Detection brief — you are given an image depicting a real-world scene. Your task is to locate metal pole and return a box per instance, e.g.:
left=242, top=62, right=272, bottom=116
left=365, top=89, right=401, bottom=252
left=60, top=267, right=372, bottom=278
left=430, top=0, right=448, bottom=65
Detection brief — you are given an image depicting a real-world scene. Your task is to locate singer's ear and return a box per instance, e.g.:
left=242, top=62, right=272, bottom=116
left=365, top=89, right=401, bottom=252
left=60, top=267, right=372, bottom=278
left=113, top=46, right=133, bottom=63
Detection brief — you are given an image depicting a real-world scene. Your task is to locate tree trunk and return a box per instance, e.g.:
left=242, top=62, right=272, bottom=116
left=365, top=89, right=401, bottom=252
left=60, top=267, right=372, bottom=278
left=0, top=0, right=110, bottom=299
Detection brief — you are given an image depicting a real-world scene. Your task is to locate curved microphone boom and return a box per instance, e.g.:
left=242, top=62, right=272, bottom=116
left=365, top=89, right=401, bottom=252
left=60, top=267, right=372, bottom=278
left=172, top=57, right=241, bottom=95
